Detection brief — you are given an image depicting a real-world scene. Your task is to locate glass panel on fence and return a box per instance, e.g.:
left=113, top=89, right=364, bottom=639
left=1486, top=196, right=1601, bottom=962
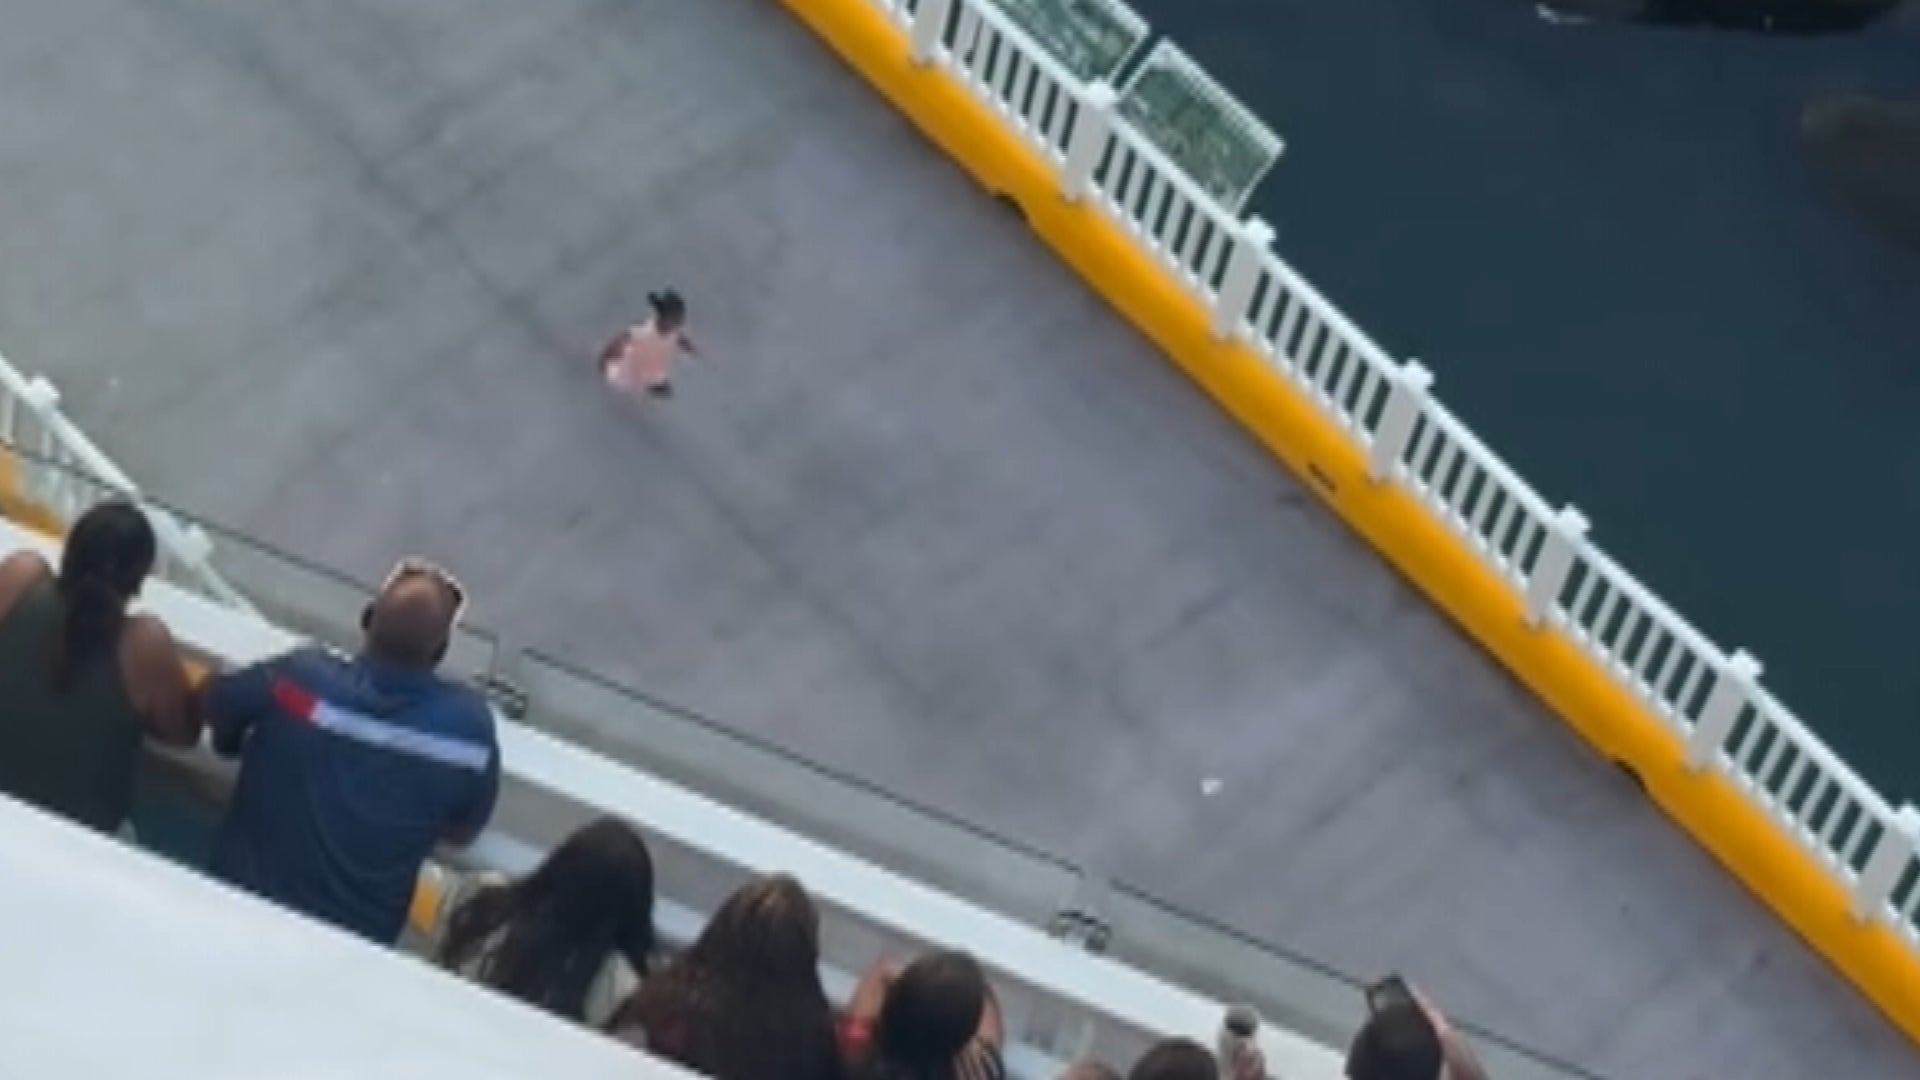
left=3, top=440, right=204, bottom=602
left=1, top=435, right=109, bottom=536
left=506, top=650, right=1084, bottom=931
left=202, top=530, right=499, bottom=685
left=1117, top=41, right=1280, bottom=213
left=1101, top=884, right=1606, bottom=1080
left=0, top=440, right=499, bottom=679
left=985, top=0, right=1149, bottom=84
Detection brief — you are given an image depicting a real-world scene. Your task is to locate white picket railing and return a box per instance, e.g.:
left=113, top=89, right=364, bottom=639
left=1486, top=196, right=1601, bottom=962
left=932, top=0, right=1084, bottom=163
left=0, top=352, right=254, bottom=613
left=888, top=2, right=1920, bottom=951
left=1094, top=118, right=1241, bottom=297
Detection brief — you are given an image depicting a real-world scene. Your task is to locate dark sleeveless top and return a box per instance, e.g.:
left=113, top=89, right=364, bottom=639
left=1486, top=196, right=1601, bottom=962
left=0, top=575, right=144, bottom=832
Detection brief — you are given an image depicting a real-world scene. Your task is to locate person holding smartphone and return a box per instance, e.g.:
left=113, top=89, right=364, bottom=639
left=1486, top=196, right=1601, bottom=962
left=1347, top=976, right=1490, bottom=1080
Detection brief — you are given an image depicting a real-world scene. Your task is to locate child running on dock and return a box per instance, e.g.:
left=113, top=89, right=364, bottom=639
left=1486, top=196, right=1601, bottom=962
left=599, top=290, right=701, bottom=401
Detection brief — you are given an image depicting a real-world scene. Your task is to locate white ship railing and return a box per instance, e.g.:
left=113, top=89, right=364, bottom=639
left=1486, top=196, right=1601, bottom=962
left=844, top=0, right=1920, bottom=962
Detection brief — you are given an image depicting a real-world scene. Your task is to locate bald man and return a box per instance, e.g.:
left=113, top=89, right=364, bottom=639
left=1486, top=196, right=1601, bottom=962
left=366, top=574, right=462, bottom=668
left=201, top=559, right=500, bottom=945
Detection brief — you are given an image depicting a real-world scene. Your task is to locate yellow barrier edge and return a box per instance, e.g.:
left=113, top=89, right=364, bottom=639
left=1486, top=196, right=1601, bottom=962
left=773, top=0, right=1920, bottom=1046
left=0, top=449, right=70, bottom=538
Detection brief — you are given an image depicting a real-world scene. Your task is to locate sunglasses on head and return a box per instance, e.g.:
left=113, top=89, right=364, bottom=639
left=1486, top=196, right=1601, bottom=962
left=383, top=556, right=468, bottom=626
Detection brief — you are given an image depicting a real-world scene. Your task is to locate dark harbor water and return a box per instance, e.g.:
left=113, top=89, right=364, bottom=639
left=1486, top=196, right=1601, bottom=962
left=1119, top=0, right=1920, bottom=800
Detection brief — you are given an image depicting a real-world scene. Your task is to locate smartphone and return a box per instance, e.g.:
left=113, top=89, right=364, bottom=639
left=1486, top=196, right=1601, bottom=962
left=1366, top=974, right=1415, bottom=1014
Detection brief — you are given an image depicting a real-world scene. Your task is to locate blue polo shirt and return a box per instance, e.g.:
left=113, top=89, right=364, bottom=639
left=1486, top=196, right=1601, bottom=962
left=204, top=645, right=500, bottom=944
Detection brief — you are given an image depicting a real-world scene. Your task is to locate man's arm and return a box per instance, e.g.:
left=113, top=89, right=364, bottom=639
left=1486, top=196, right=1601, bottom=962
left=200, top=655, right=284, bottom=758
left=442, top=709, right=501, bottom=847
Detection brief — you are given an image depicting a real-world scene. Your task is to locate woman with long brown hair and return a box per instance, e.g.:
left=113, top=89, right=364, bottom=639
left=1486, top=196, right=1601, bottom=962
left=437, top=817, right=657, bottom=1027
left=608, top=874, right=842, bottom=1080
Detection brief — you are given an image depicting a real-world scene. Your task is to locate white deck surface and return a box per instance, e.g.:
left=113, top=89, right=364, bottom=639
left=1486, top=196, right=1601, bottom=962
left=0, top=794, right=658, bottom=1080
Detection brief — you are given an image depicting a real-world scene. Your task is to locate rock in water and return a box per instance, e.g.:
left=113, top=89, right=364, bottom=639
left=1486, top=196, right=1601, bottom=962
left=1538, top=0, right=1904, bottom=33
left=1802, top=95, right=1920, bottom=251
left=1537, top=0, right=1645, bottom=21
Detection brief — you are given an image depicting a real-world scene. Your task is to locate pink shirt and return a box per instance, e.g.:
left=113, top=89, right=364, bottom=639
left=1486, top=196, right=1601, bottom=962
left=606, top=319, right=687, bottom=391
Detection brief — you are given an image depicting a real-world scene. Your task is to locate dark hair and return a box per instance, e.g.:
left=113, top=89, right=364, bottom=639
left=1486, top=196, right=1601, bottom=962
left=439, top=818, right=657, bottom=1023
left=1345, top=1001, right=1443, bottom=1080
left=648, top=290, right=688, bottom=326
left=859, top=950, right=989, bottom=1080
left=1128, top=1040, right=1217, bottom=1080
left=49, top=500, right=155, bottom=692
left=613, top=875, right=841, bottom=1080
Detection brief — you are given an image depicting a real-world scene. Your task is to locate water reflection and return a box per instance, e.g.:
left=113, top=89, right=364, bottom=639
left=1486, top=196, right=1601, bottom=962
left=1130, top=0, right=1920, bottom=800
left=1540, top=0, right=1905, bottom=34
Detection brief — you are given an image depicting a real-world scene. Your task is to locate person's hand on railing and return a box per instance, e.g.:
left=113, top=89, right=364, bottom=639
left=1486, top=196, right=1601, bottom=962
left=844, top=956, right=903, bottom=1024
left=1222, top=1040, right=1265, bottom=1080
left=1409, top=986, right=1489, bottom=1080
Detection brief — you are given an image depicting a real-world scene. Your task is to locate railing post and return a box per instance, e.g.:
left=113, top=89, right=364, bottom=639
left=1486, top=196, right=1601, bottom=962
left=1367, top=361, right=1434, bottom=483
left=1210, top=216, right=1274, bottom=341
left=1685, top=650, right=1761, bottom=772
left=1047, top=868, right=1113, bottom=955
left=1523, top=506, right=1588, bottom=628
left=175, top=522, right=215, bottom=565
left=18, top=376, right=64, bottom=515
left=1060, top=82, right=1117, bottom=204
left=909, top=0, right=953, bottom=66
left=1852, top=804, right=1920, bottom=923
left=21, top=374, right=60, bottom=414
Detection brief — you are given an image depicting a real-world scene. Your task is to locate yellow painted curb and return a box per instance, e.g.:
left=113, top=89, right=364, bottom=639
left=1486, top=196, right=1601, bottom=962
left=410, top=862, right=451, bottom=940
left=0, top=446, right=74, bottom=538
left=771, top=0, right=1920, bottom=1047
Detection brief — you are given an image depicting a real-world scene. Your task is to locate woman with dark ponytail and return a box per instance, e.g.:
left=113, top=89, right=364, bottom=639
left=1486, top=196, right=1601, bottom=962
left=0, top=499, right=201, bottom=833
left=841, top=951, right=1006, bottom=1080
left=437, top=816, right=659, bottom=1027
